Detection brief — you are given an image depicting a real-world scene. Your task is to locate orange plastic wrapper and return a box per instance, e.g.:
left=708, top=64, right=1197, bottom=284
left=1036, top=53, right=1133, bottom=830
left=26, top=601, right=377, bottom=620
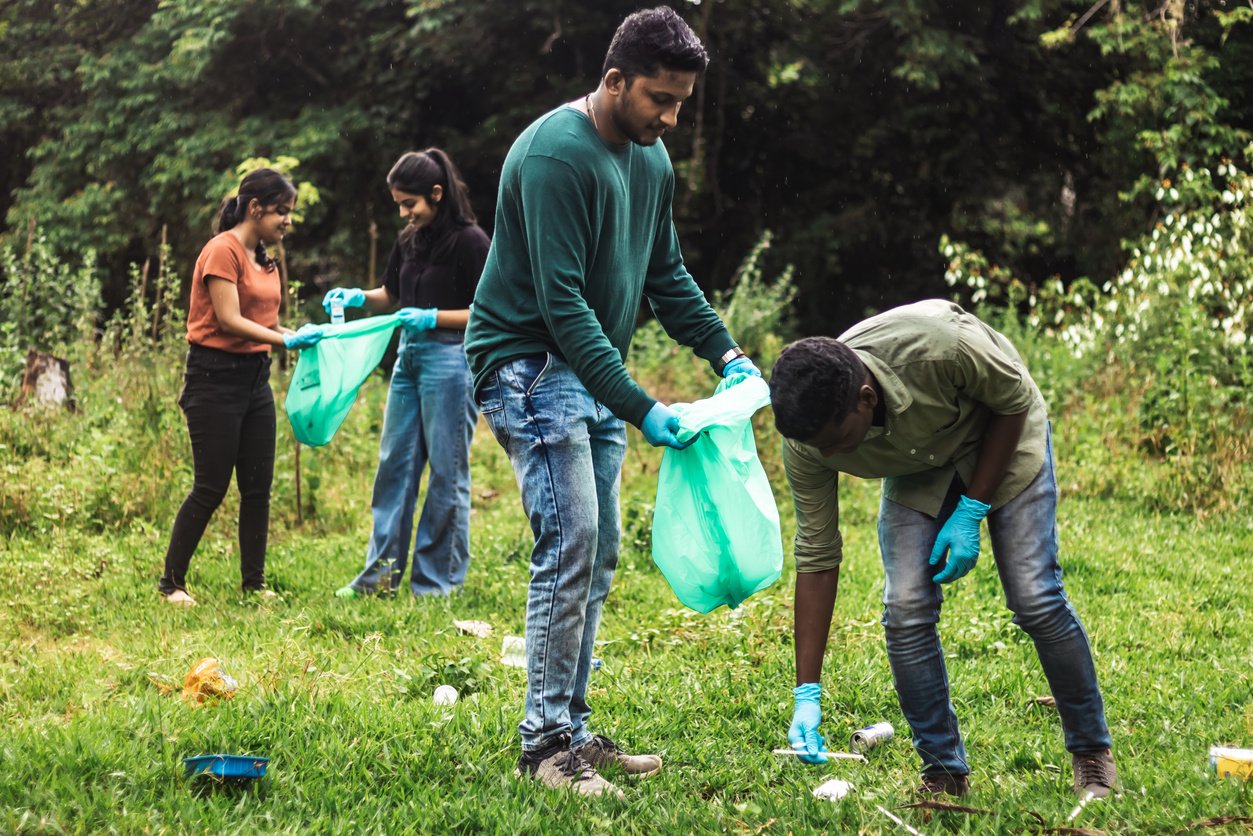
left=181, top=658, right=238, bottom=707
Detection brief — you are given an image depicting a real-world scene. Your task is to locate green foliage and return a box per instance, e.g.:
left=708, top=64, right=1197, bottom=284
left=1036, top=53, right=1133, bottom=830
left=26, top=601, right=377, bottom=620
left=0, top=231, right=100, bottom=398
left=630, top=230, right=796, bottom=405
left=942, top=145, right=1253, bottom=513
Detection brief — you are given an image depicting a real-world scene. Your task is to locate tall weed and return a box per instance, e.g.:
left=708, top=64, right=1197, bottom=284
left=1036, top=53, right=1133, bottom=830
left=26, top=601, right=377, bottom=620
left=0, top=231, right=100, bottom=399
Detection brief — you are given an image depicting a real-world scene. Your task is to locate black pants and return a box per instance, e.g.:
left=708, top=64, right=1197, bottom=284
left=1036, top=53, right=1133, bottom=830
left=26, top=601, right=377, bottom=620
left=159, top=344, right=276, bottom=594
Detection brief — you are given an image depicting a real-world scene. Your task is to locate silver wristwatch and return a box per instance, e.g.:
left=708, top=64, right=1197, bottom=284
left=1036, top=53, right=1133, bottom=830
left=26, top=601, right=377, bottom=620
left=715, top=346, right=745, bottom=374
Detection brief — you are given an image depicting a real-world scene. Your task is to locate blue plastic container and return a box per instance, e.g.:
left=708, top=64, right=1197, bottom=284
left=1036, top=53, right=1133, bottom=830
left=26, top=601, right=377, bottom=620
left=183, top=754, right=270, bottom=780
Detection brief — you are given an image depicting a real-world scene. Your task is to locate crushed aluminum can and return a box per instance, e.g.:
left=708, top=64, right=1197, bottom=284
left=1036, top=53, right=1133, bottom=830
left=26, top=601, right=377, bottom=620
left=851, top=721, right=894, bottom=753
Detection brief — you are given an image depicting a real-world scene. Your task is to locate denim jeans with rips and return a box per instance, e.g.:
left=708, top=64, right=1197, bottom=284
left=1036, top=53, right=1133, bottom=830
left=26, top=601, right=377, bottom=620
left=346, top=330, right=477, bottom=597
left=877, top=426, right=1112, bottom=776
left=476, top=353, right=626, bottom=752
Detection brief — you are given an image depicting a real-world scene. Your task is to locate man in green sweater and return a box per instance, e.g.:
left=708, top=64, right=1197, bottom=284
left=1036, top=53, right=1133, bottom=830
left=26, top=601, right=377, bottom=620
left=465, top=6, right=759, bottom=798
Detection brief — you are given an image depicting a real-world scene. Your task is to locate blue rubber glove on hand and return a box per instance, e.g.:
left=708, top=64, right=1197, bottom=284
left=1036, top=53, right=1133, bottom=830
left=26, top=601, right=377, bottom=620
left=397, top=307, right=439, bottom=333
left=787, top=682, right=828, bottom=764
left=641, top=402, right=695, bottom=450
left=282, top=323, right=325, bottom=350
left=321, top=287, right=366, bottom=314
left=722, top=355, right=762, bottom=378
left=930, top=494, right=992, bottom=584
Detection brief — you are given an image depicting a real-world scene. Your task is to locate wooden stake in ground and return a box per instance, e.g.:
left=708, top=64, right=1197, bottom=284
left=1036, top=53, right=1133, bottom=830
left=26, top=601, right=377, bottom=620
left=275, top=240, right=302, bottom=525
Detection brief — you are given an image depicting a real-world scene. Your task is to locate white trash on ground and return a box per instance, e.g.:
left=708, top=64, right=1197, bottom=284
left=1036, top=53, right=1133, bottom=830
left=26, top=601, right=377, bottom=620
left=812, top=779, right=853, bottom=800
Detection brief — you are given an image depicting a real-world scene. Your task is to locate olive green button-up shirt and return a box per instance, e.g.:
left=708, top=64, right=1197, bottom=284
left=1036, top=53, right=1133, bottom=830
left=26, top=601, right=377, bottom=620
left=783, top=300, right=1048, bottom=574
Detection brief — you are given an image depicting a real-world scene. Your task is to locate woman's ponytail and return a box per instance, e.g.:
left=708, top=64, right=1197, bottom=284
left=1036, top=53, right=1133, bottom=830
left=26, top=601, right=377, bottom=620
left=213, top=168, right=296, bottom=271
left=215, top=194, right=242, bottom=233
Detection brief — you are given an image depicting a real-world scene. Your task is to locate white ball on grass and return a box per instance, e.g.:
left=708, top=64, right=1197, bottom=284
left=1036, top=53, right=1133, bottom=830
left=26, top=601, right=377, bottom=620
left=433, top=685, right=459, bottom=706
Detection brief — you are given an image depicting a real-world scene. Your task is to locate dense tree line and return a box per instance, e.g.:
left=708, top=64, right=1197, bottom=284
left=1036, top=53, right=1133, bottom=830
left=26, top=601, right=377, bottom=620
left=1, top=0, right=1250, bottom=333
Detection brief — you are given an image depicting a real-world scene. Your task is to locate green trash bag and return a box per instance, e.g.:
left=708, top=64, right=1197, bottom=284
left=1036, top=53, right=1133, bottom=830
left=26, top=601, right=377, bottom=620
left=651, top=374, right=782, bottom=613
left=284, top=314, right=401, bottom=447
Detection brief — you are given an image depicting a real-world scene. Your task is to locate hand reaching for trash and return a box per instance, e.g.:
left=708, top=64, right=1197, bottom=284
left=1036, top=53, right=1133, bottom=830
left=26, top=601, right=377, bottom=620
left=788, top=682, right=828, bottom=764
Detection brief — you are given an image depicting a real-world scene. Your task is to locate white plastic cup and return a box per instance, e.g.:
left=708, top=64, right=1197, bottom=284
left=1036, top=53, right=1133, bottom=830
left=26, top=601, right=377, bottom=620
left=500, top=636, right=527, bottom=668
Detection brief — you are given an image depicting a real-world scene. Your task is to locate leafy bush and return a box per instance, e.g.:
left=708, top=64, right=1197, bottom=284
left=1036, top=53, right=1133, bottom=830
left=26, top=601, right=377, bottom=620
left=0, top=231, right=101, bottom=399
left=941, top=146, right=1253, bottom=513
left=629, top=230, right=796, bottom=405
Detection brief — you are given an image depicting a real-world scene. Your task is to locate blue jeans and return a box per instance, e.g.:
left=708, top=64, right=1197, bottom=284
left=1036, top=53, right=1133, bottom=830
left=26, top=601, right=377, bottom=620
left=877, top=427, right=1111, bottom=776
left=476, top=354, right=626, bottom=752
left=346, top=331, right=476, bottom=596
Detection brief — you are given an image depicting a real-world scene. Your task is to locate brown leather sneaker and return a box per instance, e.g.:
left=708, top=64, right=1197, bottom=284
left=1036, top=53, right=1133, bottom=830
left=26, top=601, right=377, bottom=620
left=1072, top=749, right=1117, bottom=799
left=515, top=734, right=623, bottom=799
left=918, top=770, right=971, bottom=798
left=576, top=734, right=662, bottom=777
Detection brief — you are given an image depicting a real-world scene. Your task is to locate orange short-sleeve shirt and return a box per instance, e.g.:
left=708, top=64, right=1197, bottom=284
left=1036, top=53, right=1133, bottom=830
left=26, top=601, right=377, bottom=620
left=185, top=232, right=282, bottom=354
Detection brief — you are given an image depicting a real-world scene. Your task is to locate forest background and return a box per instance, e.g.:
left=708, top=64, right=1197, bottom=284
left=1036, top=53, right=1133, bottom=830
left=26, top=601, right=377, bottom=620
left=0, top=1, right=1251, bottom=832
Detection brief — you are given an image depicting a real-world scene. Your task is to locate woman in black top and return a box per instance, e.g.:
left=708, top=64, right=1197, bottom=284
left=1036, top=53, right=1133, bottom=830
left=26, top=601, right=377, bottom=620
left=324, top=149, right=489, bottom=597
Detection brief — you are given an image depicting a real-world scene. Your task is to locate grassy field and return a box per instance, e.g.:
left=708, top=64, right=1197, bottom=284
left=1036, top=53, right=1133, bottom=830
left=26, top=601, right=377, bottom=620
left=1, top=365, right=1251, bottom=834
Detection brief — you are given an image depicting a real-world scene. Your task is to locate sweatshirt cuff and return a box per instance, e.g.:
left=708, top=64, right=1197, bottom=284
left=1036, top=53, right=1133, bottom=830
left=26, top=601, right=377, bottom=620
left=619, top=389, right=657, bottom=429
left=693, top=328, right=738, bottom=369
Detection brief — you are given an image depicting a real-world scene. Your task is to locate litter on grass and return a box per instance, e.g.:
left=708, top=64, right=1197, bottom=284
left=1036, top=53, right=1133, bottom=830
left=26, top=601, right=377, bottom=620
left=433, top=685, right=458, bottom=705
left=812, top=779, right=853, bottom=801
left=772, top=748, right=867, bottom=762
left=1067, top=790, right=1097, bottom=823
left=501, top=636, right=526, bottom=668
left=876, top=804, right=926, bottom=835
left=851, top=721, right=894, bottom=753
left=183, top=754, right=269, bottom=780
left=453, top=619, right=493, bottom=638
left=181, top=658, right=238, bottom=707
left=1210, top=746, right=1253, bottom=780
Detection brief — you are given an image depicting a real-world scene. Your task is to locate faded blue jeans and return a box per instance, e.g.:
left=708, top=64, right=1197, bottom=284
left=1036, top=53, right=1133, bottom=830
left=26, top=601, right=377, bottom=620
left=476, top=354, right=626, bottom=752
left=345, top=330, right=476, bottom=596
left=877, top=427, right=1111, bottom=777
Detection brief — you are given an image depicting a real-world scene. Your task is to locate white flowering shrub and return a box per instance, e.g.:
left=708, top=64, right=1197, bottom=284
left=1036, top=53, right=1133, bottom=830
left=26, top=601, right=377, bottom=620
left=942, top=144, right=1253, bottom=511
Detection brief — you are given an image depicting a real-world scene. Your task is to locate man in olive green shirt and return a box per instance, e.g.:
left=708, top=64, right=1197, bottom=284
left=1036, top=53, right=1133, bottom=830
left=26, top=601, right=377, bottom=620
left=769, top=300, right=1116, bottom=800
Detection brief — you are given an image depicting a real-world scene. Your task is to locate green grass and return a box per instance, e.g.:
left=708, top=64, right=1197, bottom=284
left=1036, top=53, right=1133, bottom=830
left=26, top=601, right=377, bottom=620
left=1, top=370, right=1251, bottom=834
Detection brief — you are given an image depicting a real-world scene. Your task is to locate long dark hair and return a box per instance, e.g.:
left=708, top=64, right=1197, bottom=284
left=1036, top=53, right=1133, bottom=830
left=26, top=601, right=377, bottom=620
left=386, top=148, right=476, bottom=262
left=214, top=168, right=297, bottom=271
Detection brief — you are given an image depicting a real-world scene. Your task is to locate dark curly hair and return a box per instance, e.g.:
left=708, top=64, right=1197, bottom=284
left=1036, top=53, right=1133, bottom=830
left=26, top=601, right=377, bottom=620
left=603, top=6, right=709, bottom=84
left=769, top=337, right=866, bottom=442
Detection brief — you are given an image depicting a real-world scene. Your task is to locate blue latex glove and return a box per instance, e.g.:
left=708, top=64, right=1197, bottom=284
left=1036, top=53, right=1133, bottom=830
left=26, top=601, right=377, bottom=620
left=787, top=682, right=827, bottom=764
left=641, top=402, right=695, bottom=450
left=282, top=323, right=325, bottom=350
left=721, top=355, right=762, bottom=378
left=321, top=287, right=366, bottom=314
left=397, top=307, right=439, bottom=333
left=930, top=494, right=992, bottom=584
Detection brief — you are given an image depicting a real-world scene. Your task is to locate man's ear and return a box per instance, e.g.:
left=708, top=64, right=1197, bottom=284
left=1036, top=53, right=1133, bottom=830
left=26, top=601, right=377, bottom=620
left=604, top=68, right=627, bottom=96
left=858, top=377, right=878, bottom=410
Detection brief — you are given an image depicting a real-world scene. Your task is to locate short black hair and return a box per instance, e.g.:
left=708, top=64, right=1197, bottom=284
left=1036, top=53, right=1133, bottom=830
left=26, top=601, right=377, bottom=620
left=769, top=337, right=866, bottom=441
left=603, top=6, right=709, bottom=83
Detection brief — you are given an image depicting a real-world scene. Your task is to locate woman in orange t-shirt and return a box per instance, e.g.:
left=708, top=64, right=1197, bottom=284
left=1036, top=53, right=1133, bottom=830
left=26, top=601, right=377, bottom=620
left=158, top=168, right=324, bottom=606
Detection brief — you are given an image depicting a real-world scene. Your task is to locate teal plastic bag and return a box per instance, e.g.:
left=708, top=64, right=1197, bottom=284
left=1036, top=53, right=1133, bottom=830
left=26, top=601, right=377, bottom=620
left=284, top=314, right=401, bottom=447
left=651, top=374, right=783, bottom=613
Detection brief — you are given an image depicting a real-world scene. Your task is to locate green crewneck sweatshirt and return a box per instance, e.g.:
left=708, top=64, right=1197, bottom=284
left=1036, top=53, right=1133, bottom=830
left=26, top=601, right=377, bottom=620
left=464, top=105, right=735, bottom=427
